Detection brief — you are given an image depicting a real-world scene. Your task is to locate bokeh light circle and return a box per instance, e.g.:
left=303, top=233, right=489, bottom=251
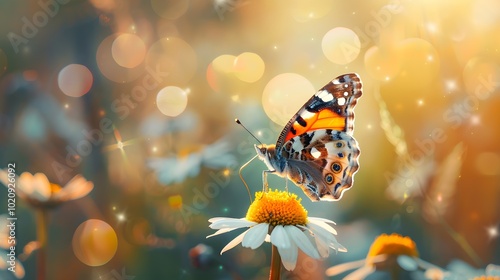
left=212, top=54, right=236, bottom=74
left=72, top=219, right=118, bottom=266
left=0, top=49, right=7, bottom=77
left=364, top=45, right=401, bottom=82
left=463, top=57, right=500, bottom=97
left=394, top=38, right=440, bottom=88
left=262, top=73, right=315, bottom=126
left=475, top=152, right=500, bottom=176
left=156, top=86, right=188, bottom=117
left=58, top=64, right=93, bottom=97
left=151, top=0, right=189, bottom=20
left=233, top=52, right=265, bottom=83
left=111, top=33, right=147, bottom=68
left=290, top=0, right=334, bottom=22
left=97, top=34, right=145, bottom=83
left=146, top=37, right=197, bottom=85
left=322, top=27, right=361, bottom=65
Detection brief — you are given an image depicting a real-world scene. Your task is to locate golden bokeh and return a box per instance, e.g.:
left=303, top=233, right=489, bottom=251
left=262, top=73, right=314, bottom=126
left=322, top=27, right=361, bottom=65
left=156, top=86, right=188, bottom=117
left=58, top=64, right=93, bottom=97
left=111, top=33, right=147, bottom=69
left=72, top=219, right=118, bottom=267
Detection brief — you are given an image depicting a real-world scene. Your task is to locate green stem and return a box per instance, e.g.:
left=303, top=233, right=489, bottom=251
left=36, top=209, right=48, bottom=280
left=269, top=245, right=281, bottom=280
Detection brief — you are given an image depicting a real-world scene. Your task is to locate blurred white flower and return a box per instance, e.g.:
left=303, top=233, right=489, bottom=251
left=147, top=139, right=236, bottom=185
left=0, top=171, right=93, bottom=208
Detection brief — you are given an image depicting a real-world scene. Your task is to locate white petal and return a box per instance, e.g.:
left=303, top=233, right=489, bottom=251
left=271, top=226, right=297, bottom=270
left=209, top=217, right=256, bottom=229
left=220, top=230, right=248, bottom=254
left=207, top=227, right=242, bottom=238
left=307, top=216, right=337, bottom=226
left=285, top=226, right=320, bottom=259
left=305, top=223, right=345, bottom=253
left=308, top=217, right=337, bottom=235
left=270, top=225, right=291, bottom=249
left=264, top=234, right=271, bottom=243
left=0, top=169, right=10, bottom=187
left=344, top=265, right=376, bottom=280
left=397, top=255, right=418, bottom=271
left=271, top=226, right=298, bottom=271
left=30, top=173, right=51, bottom=201
left=325, top=259, right=367, bottom=276
left=54, top=175, right=93, bottom=201
left=241, top=223, right=268, bottom=249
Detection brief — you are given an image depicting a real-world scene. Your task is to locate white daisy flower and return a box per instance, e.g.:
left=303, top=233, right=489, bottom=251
left=207, top=189, right=346, bottom=271
left=0, top=170, right=93, bottom=208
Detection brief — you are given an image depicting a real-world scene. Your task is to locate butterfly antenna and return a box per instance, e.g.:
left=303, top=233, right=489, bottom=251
left=239, top=154, right=257, bottom=204
left=235, top=118, right=263, bottom=145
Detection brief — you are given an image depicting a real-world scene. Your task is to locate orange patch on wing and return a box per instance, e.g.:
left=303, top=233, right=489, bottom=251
left=284, top=109, right=346, bottom=142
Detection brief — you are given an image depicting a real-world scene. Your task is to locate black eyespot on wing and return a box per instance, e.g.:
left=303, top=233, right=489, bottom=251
left=325, top=173, right=334, bottom=184
left=331, top=162, right=342, bottom=173
left=337, top=152, right=344, bottom=158
left=335, top=141, right=344, bottom=148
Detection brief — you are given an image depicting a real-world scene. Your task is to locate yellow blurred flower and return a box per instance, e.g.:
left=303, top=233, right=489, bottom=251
left=326, top=233, right=439, bottom=279
left=0, top=171, right=93, bottom=208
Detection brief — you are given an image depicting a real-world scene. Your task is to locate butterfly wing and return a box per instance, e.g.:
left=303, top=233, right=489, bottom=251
left=276, top=73, right=362, bottom=147
left=275, top=73, right=362, bottom=201
left=282, top=130, right=360, bottom=201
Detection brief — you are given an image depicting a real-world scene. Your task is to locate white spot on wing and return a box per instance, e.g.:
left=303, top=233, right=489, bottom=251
left=316, top=90, right=333, bottom=102
left=300, top=110, right=315, bottom=119
left=338, top=97, right=346, bottom=105
left=311, top=147, right=321, bottom=158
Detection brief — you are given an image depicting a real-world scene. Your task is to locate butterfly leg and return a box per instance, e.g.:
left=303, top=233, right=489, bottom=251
left=262, top=170, right=275, bottom=192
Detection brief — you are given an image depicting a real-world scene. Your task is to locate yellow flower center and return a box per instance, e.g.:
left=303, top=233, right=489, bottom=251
left=245, top=189, right=308, bottom=226
left=50, top=183, right=62, bottom=194
left=367, top=233, right=419, bottom=258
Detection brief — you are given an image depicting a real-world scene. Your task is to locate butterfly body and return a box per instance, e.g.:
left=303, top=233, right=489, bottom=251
left=256, top=73, right=362, bottom=201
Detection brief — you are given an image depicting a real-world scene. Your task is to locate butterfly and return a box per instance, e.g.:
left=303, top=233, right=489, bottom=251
left=255, top=73, right=362, bottom=201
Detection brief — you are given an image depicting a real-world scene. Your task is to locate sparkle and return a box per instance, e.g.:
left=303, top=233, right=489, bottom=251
left=222, top=168, right=230, bottom=177
left=117, top=213, right=126, bottom=222
left=427, top=55, right=434, bottom=62
left=117, top=141, right=124, bottom=150
left=367, top=124, right=372, bottom=129
left=152, top=146, right=158, bottom=153
left=470, top=115, right=480, bottom=125
left=64, top=103, right=69, bottom=109
left=417, top=99, right=424, bottom=106
left=112, top=206, right=116, bottom=210
left=487, top=225, right=498, bottom=239
left=385, top=76, right=390, bottom=81
left=426, top=22, right=438, bottom=33
left=184, top=87, right=191, bottom=94
left=445, top=79, right=457, bottom=92
left=231, top=95, right=240, bottom=102
left=257, top=130, right=262, bottom=137
left=273, top=45, right=278, bottom=50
